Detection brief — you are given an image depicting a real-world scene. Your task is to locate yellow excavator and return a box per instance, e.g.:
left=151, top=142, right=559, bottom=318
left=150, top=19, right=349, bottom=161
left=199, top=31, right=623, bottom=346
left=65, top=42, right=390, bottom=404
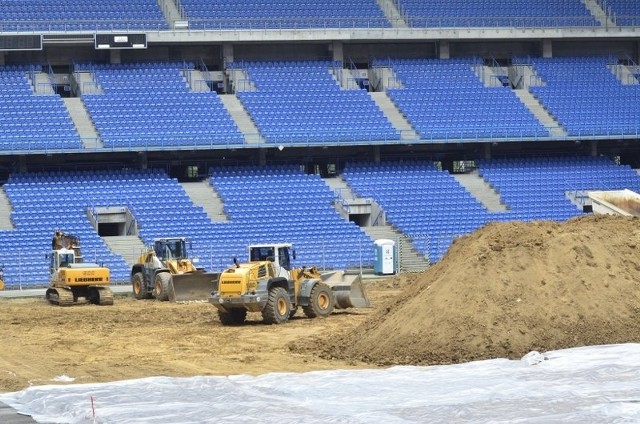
left=131, top=237, right=218, bottom=302
left=209, top=243, right=370, bottom=325
left=46, top=230, right=113, bottom=306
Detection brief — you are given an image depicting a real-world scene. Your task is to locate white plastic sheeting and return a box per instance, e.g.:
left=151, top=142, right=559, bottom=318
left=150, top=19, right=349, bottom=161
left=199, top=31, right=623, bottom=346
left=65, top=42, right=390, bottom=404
left=2, top=344, right=640, bottom=423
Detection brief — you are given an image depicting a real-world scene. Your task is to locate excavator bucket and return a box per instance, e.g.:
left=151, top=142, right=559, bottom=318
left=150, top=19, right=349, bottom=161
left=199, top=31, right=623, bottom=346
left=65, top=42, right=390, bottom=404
left=169, top=271, right=219, bottom=302
left=322, top=271, right=371, bottom=309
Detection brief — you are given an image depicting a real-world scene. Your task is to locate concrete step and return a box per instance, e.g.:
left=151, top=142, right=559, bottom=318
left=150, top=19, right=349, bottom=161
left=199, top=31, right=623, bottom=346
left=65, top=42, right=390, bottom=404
left=0, top=188, right=14, bottom=230
left=181, top=180, right=229, bottom=222
left=513, top=90, right=567, bottom=137
left=369, top=91, right=417, bottom=140
left=218, top=94, right=262, bottom=144
left=64, top=98, right=102, bottom=148
left=453, top=171, right=508, bottom=212
left=103, top=235, right=146, bottom=267
left=362, top=225, right=430, bottom=272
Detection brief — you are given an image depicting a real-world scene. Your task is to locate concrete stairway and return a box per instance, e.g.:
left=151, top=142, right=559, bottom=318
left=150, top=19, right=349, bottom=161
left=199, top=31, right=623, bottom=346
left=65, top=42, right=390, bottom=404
left=473, top=65, right=505, bottom=87
left=0, top=188, right=14, bottom=230
left=371, top=67, right=403, bottom=90
left=452, top=170, right=508, bottom=212
left=185, top=69, right=211, bottom=92
left=64, top=98, right=102, bottom=148
left=363, top=225, right=430, bottom=272
left=581, top=0, right=616, bottom=27
left=218, top=94, right=262, bottom=144
left=323, top=176, right=363, bottom=219
left=609, top=64, right=640, bottom=85
left=103, top=235, right=147, bottom=267
left=509, top=64, right=545, bottom=90
left=324, top=175, right=356, bottom=198
left=376, top=0, right=408, bottom=28
left=158, top=0, right=183, bottom=29
left=181, top=181, right=229, bottom=222
left=74, top=71, right=102, bottom=94
left=32, top=72, right=55, bottom=94
left=369, top=91, right=418, bottom=140
left=513, top=90, right=568, bottom=137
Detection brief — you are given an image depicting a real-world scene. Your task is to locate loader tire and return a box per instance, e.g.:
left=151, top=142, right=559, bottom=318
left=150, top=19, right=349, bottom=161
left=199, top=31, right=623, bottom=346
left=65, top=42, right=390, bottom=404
left=218, top=308, right=247, bottom=326
left=153, top=272, right=172, bottom=301
left=132, top=272, right=152, bottom=300
left=303, top=283, right=335, bottom=319
left=262, top=287, right=291, bottom=325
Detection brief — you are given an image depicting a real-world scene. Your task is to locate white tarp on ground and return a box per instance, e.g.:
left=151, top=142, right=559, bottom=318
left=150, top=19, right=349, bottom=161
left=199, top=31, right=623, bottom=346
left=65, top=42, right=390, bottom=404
left=2, top=344, right=640, bottom=423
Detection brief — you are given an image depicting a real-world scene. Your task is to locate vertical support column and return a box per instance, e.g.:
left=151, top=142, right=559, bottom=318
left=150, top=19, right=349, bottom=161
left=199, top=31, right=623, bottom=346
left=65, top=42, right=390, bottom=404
left=542, top=40, right=553, bottom=58
left=138, top=152, right=148, bottom=170
left=259, top=148, right=267, bottom=166
left=222, top=43, right=234, bottom=65
left=0, top=52, right=5, bottom=66
left=439, top=41, right=450, bottom=59
left=18, top=155, right=27, bottom=173
left=331, top=41, right=344, bottom=63
left=373, top=145, right=381, bottom=163
left=484, top=143, right=492, bottom=160
left=110, top=49, right=121, bottom=64
left=590, top=140, right=598, bottom=157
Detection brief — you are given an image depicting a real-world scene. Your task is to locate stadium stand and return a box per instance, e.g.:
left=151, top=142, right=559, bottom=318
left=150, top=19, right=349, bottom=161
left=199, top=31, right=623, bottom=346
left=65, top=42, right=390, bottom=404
left=521, top=56, right=640, bottom=137
left=0, top=166, right=374, bottom=287
left=232, top=60, right=400, bottom=144
left=605, top=0, right=640, bottom=26
left=78, top=62, right=244, bottom=149
left=342, top=161, right=493, bottom=262
left=0, top=0, right=168, bottom=31
left=209, top=165, right=374, bottom=269
left=396, top=0, right=599, bottom=27
left=0, top=66, right=82, bottom=151
left=0, top=0, right=637, bottom=291
left=380, top=58, right=549, bottom=141
left=342, top=156, right=640, bottom=262
left=180, top=0, right=390, bottom=29
left=478, top=156, right=640, bottom=221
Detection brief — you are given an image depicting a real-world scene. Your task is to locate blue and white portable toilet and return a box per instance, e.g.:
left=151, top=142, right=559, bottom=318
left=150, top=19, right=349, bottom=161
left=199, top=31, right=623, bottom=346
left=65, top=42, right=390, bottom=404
left=373, top=239, right=396, bottom=275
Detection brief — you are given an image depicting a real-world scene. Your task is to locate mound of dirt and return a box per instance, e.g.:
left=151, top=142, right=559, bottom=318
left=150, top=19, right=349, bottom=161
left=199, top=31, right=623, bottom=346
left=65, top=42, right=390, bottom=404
left=300, top=215, right=640, bottom=365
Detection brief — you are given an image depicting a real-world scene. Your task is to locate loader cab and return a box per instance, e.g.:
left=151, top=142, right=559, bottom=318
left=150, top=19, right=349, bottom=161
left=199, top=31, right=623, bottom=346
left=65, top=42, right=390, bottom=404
left=248, top=243, right=293, bottom=272
left=154, top=238, right=188, bottom=261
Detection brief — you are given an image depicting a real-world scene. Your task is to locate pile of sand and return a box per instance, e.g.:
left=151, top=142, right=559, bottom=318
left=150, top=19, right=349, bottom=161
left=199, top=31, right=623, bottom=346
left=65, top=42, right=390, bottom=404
left=299, top=215, right=640, bottom=365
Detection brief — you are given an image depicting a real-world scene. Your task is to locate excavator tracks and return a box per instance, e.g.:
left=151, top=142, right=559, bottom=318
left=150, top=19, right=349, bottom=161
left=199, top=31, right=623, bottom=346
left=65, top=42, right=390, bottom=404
left=45, top=287, right=76, bottom=307
left=45, top=286, right=114, bottom=306
left=93, top=286, right=114, bottom=306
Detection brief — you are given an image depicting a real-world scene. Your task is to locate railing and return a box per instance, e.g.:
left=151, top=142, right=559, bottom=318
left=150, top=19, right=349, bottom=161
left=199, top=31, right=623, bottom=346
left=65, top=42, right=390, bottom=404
left=197, top=57, right=213, bottom=92
left=0, top=20, right=170, bottom=33
left=0, top=124, right=637, bottom=156
left=2, top=14, right=637, bottom=34
left=371, top=209, right=385, bottom=227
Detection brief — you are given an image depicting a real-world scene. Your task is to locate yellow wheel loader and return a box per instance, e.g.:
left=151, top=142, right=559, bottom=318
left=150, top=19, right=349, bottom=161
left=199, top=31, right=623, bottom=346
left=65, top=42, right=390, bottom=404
left=209, top=243, right=370, bottom=325
left=46, top=231, right=113, bottom=306
left=131, top=237, right=218, bottom=302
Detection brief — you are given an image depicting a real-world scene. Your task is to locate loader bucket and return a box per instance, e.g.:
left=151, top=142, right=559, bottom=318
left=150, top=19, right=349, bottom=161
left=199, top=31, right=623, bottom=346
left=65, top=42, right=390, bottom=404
left=169, top=271, right=219, bottom=302
left=325, top=273, right=371, bottom=309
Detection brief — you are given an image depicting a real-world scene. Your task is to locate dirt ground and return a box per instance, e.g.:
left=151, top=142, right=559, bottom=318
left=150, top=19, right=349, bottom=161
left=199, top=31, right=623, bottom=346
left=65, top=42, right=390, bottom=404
left=2, top=214, right=640, bottom=393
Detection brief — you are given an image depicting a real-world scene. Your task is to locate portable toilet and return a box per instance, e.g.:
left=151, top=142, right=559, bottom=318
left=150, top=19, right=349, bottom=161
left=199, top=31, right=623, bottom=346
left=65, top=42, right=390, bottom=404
left=373, top=239, right=396, bottom=275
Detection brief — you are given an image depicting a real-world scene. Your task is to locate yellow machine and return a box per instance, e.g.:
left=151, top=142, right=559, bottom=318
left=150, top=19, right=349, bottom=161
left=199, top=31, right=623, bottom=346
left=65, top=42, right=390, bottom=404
left=131, top=237, right=218, bottom=302
left=209, top=243, right=370, bottom=325
left=46, top=231, right=113, bottom=306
